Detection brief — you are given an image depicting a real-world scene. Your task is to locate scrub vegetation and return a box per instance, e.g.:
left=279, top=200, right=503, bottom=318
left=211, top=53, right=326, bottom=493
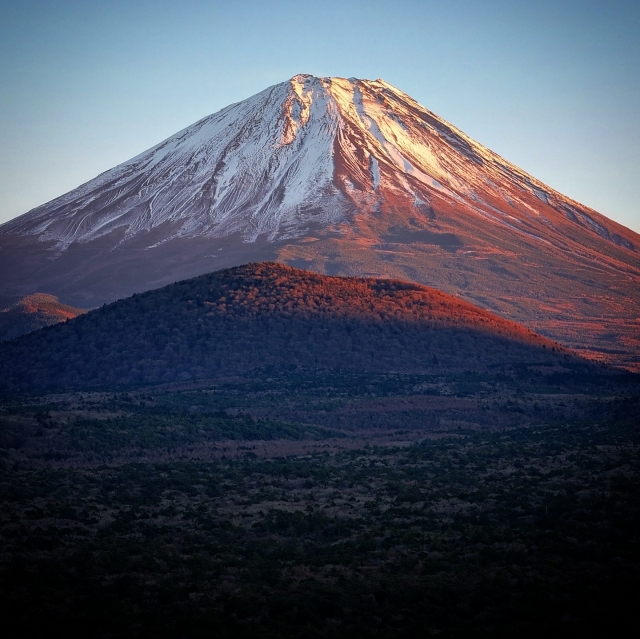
left=1, top=368, right=638, bottom=637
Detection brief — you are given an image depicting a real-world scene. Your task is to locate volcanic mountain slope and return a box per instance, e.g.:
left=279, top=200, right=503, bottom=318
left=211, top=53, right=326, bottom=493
left=0, top=293, right=85, bottom=342
left=1, top=75, right=638, bottom=366
left=0, top=263, right=587, bottom=391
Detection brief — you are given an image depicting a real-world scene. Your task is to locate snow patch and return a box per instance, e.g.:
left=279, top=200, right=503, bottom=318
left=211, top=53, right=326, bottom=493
left=534, top=189, right=549, bottom=204
left=369, top=155, right=380, bottom=190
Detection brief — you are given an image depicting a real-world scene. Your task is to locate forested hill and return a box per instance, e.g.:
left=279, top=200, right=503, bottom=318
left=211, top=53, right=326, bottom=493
left=0, top=293, right=85, bottom=342
left=0, top=263, right=585, bottom=390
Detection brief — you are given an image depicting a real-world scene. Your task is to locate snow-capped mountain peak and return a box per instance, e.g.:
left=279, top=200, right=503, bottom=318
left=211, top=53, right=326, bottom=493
left=5, top=74, right=632, bottom=253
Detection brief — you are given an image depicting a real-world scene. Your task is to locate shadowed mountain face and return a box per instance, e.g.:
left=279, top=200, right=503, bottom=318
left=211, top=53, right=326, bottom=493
left=0, top=293, right=85, bottom=342
left=0, top=263, right=587, bottom=391
left=1, top=75, right=638, bottom=367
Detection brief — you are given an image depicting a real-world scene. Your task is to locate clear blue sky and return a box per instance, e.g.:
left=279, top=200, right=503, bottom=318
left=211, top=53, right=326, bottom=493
left=1, top=0, right=639, bottom=232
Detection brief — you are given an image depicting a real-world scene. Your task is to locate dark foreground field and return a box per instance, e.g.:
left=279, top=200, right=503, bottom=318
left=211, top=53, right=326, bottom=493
left=1, top=369, right=639, bottom=637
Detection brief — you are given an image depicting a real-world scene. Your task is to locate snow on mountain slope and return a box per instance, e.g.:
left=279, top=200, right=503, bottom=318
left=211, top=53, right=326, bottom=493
left=4, top=74, right=635, bottom=253
left=1, top=75, right=639, bottom=368
left=3, top=76, right=345, bottom=248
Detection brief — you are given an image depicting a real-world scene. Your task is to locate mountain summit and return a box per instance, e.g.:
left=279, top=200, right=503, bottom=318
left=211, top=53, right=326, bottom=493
left=1, top=75, right=639, bottom=366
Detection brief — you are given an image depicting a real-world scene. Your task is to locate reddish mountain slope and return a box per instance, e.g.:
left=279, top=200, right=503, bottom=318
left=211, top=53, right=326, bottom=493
left=1, top=75, right=638, bottom=367
left=0, top=293, right=85, bottom=342
left=0, top=263, right=582, bottom=391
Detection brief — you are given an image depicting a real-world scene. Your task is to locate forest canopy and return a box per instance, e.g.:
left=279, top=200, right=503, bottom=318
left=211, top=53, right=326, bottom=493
left=0, top=263, right=582, bottom=390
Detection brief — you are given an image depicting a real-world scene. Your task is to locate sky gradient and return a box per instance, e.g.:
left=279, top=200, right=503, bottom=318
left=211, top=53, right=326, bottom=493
left=1, top=0, right=639, bottom=232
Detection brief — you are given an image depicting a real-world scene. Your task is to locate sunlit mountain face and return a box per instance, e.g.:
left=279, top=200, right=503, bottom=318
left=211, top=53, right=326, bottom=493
left=0, top=262, right=585, bottom=391
left=0, top=293, right=85, bottom=342
left=1, top=75, right=638, bottom=367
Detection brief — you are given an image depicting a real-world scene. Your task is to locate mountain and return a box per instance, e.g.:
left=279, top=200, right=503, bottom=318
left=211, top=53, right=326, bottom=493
left=0, top=262, right=589, bottom=391
left=1, top=75, right=638, bottom=367
left=0, top=293, right=85, bottom=342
